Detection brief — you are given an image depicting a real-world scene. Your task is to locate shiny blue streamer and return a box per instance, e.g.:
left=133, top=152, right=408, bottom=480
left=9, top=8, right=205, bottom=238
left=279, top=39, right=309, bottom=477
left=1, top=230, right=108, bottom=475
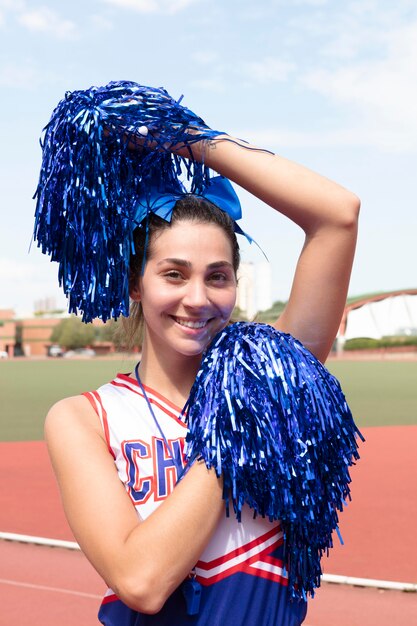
left=32, top=81, right=225, bottom=322
left=184, top=322, right=364, bottom=599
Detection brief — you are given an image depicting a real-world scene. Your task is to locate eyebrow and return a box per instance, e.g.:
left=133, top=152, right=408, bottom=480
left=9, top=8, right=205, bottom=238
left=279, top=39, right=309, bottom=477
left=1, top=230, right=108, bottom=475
left=157, top=258, right=234, bottom=270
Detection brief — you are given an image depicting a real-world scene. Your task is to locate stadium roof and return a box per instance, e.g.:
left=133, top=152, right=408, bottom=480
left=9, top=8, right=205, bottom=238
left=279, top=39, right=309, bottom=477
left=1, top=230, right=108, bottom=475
left=339, top=289, right=417, bottom=339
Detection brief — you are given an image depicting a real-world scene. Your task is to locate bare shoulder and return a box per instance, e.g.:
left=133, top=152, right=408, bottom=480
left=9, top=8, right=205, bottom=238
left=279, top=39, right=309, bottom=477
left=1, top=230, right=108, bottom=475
left=44, top=393, right=115, bottom=508
left=45, top=394, right=104, bottom=447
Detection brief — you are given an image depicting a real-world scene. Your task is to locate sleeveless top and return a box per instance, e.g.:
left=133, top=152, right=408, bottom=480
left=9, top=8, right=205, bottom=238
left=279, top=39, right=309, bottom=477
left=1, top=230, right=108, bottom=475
left=84, top=373, right=307, bottom=626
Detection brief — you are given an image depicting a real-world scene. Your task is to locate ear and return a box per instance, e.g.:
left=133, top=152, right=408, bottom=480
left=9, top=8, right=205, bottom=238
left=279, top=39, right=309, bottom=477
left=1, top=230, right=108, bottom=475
left=130, top=283, right=141, bottom=302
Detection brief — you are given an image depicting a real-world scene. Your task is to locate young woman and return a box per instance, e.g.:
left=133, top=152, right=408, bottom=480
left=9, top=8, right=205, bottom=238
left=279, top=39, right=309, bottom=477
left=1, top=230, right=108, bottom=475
left=44, top=127, right=359, bottom=624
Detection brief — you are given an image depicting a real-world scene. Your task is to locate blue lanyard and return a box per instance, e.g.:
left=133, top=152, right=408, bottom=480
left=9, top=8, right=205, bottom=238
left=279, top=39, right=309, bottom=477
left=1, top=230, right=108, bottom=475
left=134, top=363, right=201, bottom=615
left=134, top=363, right=186, bottom=480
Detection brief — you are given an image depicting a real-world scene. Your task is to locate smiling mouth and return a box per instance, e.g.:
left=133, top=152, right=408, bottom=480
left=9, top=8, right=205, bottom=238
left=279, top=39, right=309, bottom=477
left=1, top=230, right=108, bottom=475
left=173, top=317, right=210, bottom=329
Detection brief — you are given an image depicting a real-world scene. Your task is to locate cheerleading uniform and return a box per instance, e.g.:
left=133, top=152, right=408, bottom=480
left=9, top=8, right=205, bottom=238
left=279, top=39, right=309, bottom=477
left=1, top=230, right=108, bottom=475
left=84, top=373, right=307, bottom=626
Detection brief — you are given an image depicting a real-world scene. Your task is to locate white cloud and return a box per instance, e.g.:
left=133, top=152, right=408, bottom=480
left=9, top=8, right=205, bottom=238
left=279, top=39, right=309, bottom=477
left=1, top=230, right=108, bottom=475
left=237, top=118, right=417, bottom=153
left=90, top=14, right=114, bottom=31
left=0, top=0, right=24, bottom=24
left=0, top=61, right=43, bottom=88
left=192, top=51, right=219, bottom=65
left=191, top=77, right=226, bottom=94
left=238, top=6, right=271, bottom=21
left=293, top=0, right=329, bottom=5
left=102, top=0, right=157, bottom=13
left=319, top=30, right=370, bottom=61
left=235, top=127, right=374, bottom=150
left=101, top=0, right=198, bottom=14
left=0, top=58, right=61, bottom=90
left=300, top=20, right=417, bottom=151
left=191, top=56, right=296, bottom=96
left=17, top=6, right=77, bottom=39
left=0, top=0, right=25, bottom=9
left=244, top=57, right=296, bottom=84
left=169, top=0, right=197, bottom=12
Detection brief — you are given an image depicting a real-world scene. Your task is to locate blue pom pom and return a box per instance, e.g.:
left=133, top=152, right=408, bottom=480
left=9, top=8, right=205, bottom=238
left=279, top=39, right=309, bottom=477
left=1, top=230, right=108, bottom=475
left=33, top=81, right=223, bottom=322
left=184, top=322, right=364, bottom=599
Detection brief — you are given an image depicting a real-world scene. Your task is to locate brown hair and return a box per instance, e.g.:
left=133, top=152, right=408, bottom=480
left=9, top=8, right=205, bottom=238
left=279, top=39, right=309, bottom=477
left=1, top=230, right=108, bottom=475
left=122, top=195, right=240, bottom=348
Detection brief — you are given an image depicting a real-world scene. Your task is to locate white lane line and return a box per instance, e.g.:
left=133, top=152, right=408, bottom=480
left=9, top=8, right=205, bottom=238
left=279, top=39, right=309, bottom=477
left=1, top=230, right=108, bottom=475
left=0, top=578, right=102, bottom=599
left=0, top=532, right=80, bottom=550
left=2, top=532, right=417, bottom=593
left=322, top=573, right=417, bottom=592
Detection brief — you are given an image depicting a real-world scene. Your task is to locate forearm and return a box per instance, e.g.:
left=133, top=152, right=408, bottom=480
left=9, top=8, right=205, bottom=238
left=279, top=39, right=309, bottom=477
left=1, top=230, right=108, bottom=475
left=277, top=221, right=358, bottom=361
left=183, top=134, right=360, bottom=360
left=112, top=462, right=223, bottom=612
left=194, top=135, right=360, bottom=234
left=46, top=399, right=224, bottom=615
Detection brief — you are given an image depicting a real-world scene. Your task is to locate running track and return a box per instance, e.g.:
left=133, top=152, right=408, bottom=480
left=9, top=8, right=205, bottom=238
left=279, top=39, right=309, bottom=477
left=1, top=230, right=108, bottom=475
left=1, top=426, right=416, bottom=625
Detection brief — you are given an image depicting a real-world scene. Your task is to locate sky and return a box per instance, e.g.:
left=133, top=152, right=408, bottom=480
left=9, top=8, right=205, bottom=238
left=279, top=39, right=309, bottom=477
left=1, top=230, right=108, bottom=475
left=1, top=0, right=416, bottom=317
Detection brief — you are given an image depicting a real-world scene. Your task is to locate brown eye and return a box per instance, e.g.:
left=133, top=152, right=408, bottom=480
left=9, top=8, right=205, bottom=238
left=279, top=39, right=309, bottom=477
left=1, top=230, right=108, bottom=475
left=209, top=272, right=228, bottom=282
left=164, top=271, right=184, bottom=280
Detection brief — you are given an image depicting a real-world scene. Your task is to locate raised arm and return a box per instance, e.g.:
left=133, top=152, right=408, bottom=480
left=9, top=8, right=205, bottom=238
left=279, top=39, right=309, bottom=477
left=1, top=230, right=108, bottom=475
left=45, top=396, right=223, bottom=614
left=190, top=136, right=360, bottom=363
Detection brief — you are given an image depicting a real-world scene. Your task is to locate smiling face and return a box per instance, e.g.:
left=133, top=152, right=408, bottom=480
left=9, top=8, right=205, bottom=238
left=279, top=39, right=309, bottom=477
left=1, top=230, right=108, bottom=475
left=133, top=219, right=237, bottom=369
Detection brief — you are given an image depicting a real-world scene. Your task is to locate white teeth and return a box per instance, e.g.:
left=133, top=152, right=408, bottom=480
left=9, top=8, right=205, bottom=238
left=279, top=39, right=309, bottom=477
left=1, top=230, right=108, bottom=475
left=175, top=318, right=207, bottom=329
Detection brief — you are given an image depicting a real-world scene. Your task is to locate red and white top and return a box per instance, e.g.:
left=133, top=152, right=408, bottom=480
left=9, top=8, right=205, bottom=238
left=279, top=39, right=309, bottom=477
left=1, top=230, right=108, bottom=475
left=84, top=374, right=307, bottom=626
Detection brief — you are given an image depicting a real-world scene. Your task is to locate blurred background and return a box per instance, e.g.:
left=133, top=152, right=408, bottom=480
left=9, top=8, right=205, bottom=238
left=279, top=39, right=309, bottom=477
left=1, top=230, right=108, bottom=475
left=1, top=0, right=416, bottom=319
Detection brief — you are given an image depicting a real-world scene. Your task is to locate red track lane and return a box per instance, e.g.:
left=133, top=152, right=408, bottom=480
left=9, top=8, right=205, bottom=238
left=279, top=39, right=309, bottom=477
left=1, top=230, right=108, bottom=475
left=305, top=582, right=417, bottom=626
left=0, top=541, right=104, bottom=626
left=320, top=425, right=417, bottom=582
left=1, top=541, right=416, bottom=626
left=0, top=426, right=416, bottom=624
left=0, top=440, right=72, bottom=540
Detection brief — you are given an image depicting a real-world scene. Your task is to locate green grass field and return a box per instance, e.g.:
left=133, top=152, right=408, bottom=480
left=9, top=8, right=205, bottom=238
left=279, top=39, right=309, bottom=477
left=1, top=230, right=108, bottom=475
left=328, top=360, right=417, bottom=428
left=1, top=358, right=416, bottom=441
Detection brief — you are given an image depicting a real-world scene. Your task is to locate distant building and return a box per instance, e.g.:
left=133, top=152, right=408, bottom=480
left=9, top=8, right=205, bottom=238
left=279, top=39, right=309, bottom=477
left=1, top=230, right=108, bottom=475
left=237, top=263, right=255, bottom=319
left=255, top=261, right=273, bottom=313
left=337, top=289, right=417, bottom=351
left=19, top=316, right=64, bottom=357
left=0, top=309, right=16, bottom=356
left=237, top=262, right=272, bottom=319
left=33, top=296, right=60, bottom=314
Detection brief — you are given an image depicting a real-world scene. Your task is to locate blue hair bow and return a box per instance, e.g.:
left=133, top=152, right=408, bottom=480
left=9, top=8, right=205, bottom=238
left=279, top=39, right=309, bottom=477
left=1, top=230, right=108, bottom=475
left=133, top=175, right=253, bottom=243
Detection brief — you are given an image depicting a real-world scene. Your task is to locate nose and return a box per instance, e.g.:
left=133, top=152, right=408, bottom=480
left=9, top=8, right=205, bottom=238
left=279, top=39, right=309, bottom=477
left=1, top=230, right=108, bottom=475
left=183, top=278, right=209, bottom=309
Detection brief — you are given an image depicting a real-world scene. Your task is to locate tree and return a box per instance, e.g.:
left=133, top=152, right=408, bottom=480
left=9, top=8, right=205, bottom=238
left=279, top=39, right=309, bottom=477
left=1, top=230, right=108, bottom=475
left=95, top=319, right=119, bottom=342
left=255, top=300, right=287, bottom=324
left=95, top=318, right=129, bottom=350
left=231, top=305, right=247, bottom=321
left=51, top=316, right=96, bottom=350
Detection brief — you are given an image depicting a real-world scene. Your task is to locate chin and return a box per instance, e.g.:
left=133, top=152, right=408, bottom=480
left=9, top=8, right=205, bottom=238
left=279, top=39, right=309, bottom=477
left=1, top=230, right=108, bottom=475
left=177, top=344, right=208, bottom=359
